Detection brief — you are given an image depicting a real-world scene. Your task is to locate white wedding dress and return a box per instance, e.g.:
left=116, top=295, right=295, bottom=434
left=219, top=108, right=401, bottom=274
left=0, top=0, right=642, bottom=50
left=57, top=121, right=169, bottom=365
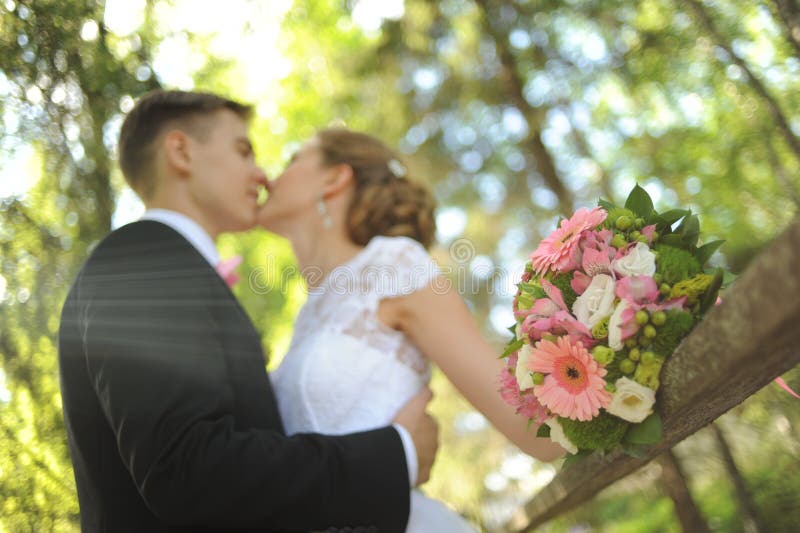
left=272, top=236, right=476, bottom=532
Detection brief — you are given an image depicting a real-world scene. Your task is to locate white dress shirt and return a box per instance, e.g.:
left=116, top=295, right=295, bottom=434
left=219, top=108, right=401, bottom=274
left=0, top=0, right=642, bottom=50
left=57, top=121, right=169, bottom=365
left=137, top=208, right=418, bottom=486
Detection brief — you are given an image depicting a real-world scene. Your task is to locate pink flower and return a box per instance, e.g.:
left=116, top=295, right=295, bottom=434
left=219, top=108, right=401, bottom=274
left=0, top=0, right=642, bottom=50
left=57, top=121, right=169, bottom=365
left=615, top=275, right=659, bottom=304
left=641, top=225, right=656, bottom=243
left=582, top=247, right=613, bottom=277
left=499, top=353, right=550, bottom=423
left=528, top=337, right=611, bottom=421
left=571, top=271, right=593, bottom=295
left=530, top=207, right=607, bottom=275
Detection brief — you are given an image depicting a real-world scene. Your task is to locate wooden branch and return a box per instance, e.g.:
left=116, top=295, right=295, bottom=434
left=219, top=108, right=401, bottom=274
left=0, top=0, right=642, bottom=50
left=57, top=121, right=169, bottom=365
left=683, top=0, right=800, bottom=165
left=472, top=0, right=574, bottom=216
left=507, top=214, right=800, bottom=531
left=710, top=423, right=767, bottom=533
left=656, top=450, right=709, bottom=532
left=771, top=0, right=800, bottom=60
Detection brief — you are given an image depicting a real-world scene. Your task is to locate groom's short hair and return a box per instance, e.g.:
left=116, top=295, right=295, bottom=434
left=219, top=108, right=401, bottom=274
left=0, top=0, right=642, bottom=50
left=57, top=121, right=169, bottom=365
left=119, top=89, right=252, bottom=199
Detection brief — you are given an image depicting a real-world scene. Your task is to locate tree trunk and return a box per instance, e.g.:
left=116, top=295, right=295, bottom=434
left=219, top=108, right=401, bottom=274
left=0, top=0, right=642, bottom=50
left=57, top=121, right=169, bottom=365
left=711, top=423, right=767, bottom=533
left=656, top=449, right=710, bottom=533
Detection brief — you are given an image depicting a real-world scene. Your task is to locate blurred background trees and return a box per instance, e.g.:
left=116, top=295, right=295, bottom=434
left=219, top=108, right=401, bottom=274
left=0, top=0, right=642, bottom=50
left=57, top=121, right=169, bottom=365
left=1, top=0, right=798, bottom=531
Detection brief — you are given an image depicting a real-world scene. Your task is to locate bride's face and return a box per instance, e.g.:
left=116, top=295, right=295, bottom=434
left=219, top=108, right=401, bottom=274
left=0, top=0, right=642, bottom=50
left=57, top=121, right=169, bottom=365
left=257, top=138, right=330, bottom=233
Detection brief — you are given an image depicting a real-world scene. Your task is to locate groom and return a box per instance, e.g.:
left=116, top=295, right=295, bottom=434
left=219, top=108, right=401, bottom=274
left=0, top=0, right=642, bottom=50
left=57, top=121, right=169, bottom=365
left=58, top=89, right=438, bottom=532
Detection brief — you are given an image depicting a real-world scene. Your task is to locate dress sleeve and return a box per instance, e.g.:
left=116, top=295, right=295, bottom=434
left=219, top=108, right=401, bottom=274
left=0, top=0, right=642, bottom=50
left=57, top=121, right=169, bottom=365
left=368, top=236, right=440, bottom=299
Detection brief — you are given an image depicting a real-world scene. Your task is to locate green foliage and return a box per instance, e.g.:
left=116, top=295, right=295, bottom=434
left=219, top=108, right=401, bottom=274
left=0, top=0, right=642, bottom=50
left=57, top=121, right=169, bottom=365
left=623, top=412, right=663, bottom=446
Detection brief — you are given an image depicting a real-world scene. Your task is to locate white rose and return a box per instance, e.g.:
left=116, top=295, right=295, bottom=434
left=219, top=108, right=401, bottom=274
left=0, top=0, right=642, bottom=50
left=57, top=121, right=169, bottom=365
left=607, top=377, right=656, bottom=423
left=515, top=344, right=535, bottom=391
left=607, top=299, right=630, bottom=351
left=545, top=418, right=578, bottom=455
left=612, top=242, right=656, bottom=277
left=572, top=274, right=616, bottom=328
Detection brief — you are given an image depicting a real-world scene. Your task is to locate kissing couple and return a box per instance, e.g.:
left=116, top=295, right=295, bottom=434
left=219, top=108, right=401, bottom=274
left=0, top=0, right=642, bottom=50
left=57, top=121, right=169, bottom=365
left=58, top=89, right=563, bottom=532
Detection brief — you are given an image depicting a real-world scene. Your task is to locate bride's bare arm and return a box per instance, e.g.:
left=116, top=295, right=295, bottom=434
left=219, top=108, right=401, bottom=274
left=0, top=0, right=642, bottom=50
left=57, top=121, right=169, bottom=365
left=379, top=278, right=565, bottom=462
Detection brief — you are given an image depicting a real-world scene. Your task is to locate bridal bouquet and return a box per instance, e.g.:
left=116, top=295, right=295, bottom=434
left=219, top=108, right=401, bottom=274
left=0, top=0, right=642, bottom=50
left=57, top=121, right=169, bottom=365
left=499, top=185, right=726, bottom=459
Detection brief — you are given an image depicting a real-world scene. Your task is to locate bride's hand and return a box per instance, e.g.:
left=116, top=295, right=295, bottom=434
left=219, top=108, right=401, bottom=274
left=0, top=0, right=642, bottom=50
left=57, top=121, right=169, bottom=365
left=393, top=387, right=439, bottom=486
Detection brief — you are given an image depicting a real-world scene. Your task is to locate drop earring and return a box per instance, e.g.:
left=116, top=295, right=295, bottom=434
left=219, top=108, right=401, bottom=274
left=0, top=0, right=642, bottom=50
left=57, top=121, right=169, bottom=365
left=316, top=193, right=333, bottom=229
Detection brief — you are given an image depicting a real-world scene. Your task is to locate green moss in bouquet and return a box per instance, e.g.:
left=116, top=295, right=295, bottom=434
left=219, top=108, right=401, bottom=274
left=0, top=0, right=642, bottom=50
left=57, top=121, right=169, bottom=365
left=560, top=412, right=629, bottom=451
left=650, top=310, right=696, bottom=357
left=654, top=244, right=701, bottom=285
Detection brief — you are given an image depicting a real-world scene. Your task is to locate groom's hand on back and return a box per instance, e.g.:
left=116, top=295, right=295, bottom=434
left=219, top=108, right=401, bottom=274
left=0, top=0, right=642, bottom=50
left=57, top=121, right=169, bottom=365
left=393, top=387, right=439, bottom=486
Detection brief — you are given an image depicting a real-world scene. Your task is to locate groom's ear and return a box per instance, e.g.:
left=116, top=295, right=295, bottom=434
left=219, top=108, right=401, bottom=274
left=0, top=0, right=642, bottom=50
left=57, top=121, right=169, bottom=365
left=163, top=130, right=193, bottom=177
left=321, top=164, right=354, bottom=198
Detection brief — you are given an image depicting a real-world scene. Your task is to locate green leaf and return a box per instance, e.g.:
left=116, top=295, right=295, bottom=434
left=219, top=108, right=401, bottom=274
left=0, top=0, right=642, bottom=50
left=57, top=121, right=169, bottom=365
left=654, top=209, right=689, bottom=231
left=624, top=184, right=655, bottom=218
left=621, top=442, right=649, bottom=459
left=623, top=412, right=663, bottom=445
left=536, top=424, right=551, bottom=438
left=721, top=271, right=738, bottom=288
left=562, top=449, right=593, bottom=468
left=695, top=240, right=725, bottom=266
left=501, top=338, right=524, bottom=358
left=679, top=214, right=700, bottom=247
left=598, top=198, right=616, bottom=211
left=699, top=268, right=724, bottom=315
left=658, top=234, right=688, bottom=249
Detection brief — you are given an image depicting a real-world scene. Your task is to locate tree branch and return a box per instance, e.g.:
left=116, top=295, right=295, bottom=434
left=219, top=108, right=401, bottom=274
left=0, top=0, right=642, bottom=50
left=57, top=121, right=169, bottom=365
left=683, top=0, right=800, bottom=164
left=473, top=0, right=574, bottom=216
left=771, top=0, right=800, bottom=60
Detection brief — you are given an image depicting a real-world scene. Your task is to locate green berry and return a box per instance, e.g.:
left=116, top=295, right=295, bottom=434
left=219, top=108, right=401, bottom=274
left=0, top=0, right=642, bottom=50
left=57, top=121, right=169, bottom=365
left=634, top=217, right=645, bottom=229
left=659, top=283, right=671, bottom=296
left=615, top=216, right=633, bottom=231
left=605, top=383, right=617, bottom=393
left=644, top=324, right=657, bottom=338
left=591, top=346, right=615, bottom=365
left=651, top=311, right=667, bottom=326
left=611, top=233, right=628, bottom=249
left=653, top=273, right=662, bottom=284
left=625, top=338, right=638, bottom=349
left=635, top=310, right=649, bottom=325
left=620, top=359, right=636, bottom=375
left=636, top=235, right=649, bottom=243
left=533, top=372, right=545, bottom=386
left=641, top=351, right=656, bottom=365
left=631, top=230, right=641, bottom=239
left=628, top=348, right=640, bottom=362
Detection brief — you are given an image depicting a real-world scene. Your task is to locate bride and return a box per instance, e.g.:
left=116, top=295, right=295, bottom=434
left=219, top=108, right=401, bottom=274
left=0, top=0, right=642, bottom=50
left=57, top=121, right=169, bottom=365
left=257, top=127, right=564, bottom=531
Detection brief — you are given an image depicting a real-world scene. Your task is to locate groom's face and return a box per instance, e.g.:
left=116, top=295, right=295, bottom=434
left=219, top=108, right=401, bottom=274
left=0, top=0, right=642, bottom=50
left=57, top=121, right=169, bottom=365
left=186, top=109, right=267, bottom=234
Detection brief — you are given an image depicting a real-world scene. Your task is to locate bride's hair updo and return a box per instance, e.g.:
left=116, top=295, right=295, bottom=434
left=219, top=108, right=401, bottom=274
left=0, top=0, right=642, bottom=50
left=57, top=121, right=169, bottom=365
left=315, top=127, right=437, bottom=249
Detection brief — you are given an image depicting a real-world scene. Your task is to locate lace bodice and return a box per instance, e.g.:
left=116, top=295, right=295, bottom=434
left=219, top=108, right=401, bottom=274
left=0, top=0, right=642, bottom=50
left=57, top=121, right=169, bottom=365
left=272, top=236, right=440, bottom=435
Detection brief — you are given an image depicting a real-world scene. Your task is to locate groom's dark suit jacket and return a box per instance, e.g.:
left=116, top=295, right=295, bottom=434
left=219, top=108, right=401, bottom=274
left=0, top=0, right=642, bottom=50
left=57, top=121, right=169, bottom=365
left=58, top=220, right=410, bottom=532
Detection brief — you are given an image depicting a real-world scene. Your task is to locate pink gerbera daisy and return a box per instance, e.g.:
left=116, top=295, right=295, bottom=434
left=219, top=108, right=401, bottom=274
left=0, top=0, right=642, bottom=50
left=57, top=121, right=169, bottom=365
left=529, top=207, right=607, bottom=275
left=527, top=337, right=611, bottom=421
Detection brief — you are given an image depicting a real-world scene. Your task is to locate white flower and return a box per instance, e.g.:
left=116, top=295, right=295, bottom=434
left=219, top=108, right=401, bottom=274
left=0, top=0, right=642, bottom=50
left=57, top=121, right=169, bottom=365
left=545, top=418, right=578, bottom=455
left=515, top=344, right=535, bottom=391
left=612, top=242, right=656, bottom=277
left=607, top=377, right=656, bottom=423
left=607, top=299, right=630, bottom=351
left=572, top=274, right=616, bottom=328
